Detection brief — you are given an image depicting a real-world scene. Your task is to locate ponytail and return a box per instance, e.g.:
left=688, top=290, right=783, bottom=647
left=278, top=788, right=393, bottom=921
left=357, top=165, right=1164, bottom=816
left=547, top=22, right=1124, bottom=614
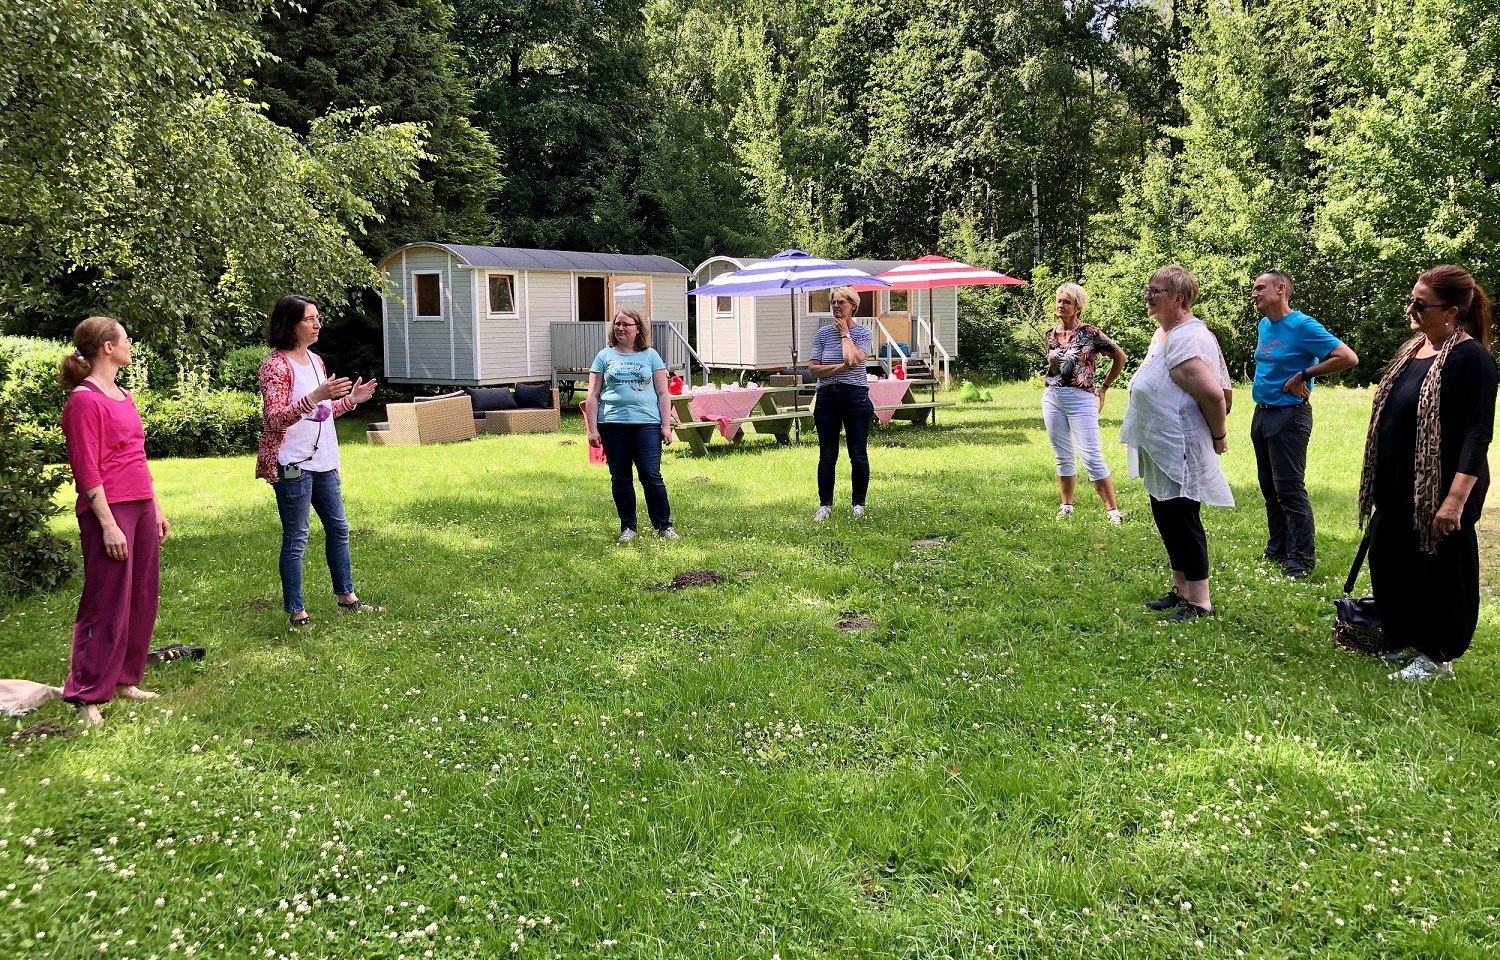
left=58, top=315, right=123, bottom=391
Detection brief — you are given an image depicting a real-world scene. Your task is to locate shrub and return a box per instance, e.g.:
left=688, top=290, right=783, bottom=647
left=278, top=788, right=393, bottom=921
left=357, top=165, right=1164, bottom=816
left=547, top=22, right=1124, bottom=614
left=137, top=390, right=263, bottom=458
left=216, top=345, right=272, bottom=392
left=0, top=418, right=76, bottom=601
left=0, top=337, right=71, bottom=461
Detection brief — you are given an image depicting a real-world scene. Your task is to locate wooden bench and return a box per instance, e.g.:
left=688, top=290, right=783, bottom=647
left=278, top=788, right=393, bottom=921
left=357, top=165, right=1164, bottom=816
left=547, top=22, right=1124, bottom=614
left=873, top=401, right=951, bottom=425
left=672, top=410, right=813, bottom=454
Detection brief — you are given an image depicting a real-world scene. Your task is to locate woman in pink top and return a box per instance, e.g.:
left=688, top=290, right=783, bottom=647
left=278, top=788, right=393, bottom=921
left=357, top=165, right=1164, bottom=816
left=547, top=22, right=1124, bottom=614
left=58, top=316, right=171, bottom=727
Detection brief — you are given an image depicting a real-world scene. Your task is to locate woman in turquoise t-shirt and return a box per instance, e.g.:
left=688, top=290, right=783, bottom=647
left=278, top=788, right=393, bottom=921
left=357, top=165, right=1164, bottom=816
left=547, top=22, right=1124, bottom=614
left=585, top=308, right=677, bottom=544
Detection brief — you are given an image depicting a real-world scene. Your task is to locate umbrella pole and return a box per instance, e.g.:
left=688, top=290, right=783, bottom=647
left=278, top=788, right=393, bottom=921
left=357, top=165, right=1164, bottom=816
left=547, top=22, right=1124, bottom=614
left=791, top=291, right=800, bottom=443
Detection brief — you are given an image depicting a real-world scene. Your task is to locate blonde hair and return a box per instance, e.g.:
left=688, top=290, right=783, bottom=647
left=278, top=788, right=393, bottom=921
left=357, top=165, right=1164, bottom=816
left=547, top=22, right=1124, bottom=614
left=58, top=316, right=124, bottom=391
left=1150, top=265, right=1200, bottom=309
left=829, top=286, right=860, bottom=308
left=1055, top=282, right=1089, bottom=314
left=607, top=307, right=652, bottom=350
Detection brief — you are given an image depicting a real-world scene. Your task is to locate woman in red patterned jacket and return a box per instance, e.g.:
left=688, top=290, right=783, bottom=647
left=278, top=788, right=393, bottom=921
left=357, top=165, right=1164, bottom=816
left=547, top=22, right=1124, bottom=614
left=256, top=294, right=379, bottom=628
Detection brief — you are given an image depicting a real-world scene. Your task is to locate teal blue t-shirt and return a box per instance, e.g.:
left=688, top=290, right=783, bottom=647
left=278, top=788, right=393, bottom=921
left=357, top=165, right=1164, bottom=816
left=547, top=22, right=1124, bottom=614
left=1252, top=310, right=1343, bottom=406
left=591, top=347, right=666, bottom=424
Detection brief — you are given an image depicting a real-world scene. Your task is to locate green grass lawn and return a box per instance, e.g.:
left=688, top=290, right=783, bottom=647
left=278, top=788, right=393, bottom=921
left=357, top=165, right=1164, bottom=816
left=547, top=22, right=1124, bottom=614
left=2, top=382, right=1497, bottom=959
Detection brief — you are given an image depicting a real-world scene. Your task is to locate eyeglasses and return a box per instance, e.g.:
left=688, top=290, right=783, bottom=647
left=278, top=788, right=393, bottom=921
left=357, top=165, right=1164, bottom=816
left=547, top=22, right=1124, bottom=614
left=1142, top=286, right=1172, bottom=301
left=1403, top=296, right=1450, bottom=313
left=830, top=301, right=855, bottom=310
left=614, top=320, right=638, bottom=327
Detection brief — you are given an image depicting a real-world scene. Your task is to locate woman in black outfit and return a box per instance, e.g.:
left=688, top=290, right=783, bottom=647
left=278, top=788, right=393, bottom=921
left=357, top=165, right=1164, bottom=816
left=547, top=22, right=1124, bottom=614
left=1359, top=265, right=1496, bottom=680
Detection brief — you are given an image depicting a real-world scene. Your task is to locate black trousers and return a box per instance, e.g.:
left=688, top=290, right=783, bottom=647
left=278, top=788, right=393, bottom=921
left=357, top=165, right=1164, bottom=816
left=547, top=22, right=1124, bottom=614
left=814, top=384, right=873, bottom=507
left=1369, top=507, right=1480, bottom=662
left=598, top=422, right=672, bottom=532
left=1251, top=403, right=1315, bottom=571
left=1149, top=495, right=1209, bottom=582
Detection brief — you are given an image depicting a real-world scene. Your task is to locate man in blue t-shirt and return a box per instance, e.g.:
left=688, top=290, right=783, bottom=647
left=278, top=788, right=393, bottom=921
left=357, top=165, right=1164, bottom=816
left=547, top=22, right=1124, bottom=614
left=1249, top=270, right=1360, bottom=578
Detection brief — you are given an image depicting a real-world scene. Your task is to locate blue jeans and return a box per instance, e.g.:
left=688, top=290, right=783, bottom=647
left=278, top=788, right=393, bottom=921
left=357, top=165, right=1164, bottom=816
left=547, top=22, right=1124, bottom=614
left=598, top=422, right=672, bottom=532
left=274, top=466, right=354, bottom=613
left=814, top=383, right=873, bottom=506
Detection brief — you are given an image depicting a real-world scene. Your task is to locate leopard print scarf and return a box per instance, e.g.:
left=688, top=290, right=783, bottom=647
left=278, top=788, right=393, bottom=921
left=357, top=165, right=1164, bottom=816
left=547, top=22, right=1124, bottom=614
left=1358, top=332, right=1462, bottom=553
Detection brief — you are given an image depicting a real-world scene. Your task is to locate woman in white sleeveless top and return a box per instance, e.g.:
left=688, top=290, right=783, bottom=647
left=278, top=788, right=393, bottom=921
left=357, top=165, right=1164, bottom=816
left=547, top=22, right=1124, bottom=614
left=1120, top=265, right=1233, bottom=622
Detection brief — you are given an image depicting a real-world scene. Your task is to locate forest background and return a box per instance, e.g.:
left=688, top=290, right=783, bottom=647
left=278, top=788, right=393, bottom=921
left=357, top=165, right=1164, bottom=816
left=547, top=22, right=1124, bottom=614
left=2, top=0, right=1498, bottom=382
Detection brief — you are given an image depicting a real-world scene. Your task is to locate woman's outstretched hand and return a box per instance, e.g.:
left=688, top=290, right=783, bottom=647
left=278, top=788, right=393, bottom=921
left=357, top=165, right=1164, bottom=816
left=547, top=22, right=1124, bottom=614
left=349, top=377, right=377, bottom=405
left=314, top=375, right=353, bottom=403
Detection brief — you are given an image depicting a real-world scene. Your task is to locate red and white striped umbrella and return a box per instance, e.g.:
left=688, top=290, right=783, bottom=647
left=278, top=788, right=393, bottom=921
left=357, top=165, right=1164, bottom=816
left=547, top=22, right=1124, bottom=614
left=860, top=254, right=1026, bottom=290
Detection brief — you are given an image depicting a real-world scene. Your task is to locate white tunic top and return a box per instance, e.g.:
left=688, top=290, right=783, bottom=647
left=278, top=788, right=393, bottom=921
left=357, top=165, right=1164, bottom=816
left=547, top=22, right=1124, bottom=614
left=1119, top=317, right=1233, bottom=507
left=279, top=356, right=340, bottom=473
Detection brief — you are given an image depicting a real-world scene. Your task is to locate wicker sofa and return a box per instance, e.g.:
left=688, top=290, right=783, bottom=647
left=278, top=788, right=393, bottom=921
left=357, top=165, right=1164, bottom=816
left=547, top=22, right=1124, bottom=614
left=475, top=388, right=561, bottom=435
left=366, top=392, right=477, bottom=446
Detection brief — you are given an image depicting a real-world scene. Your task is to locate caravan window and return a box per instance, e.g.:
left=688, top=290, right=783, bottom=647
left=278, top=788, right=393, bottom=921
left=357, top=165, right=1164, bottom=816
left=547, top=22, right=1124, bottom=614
left=807, top=290, right=831, bottom=314
left=414, top=272, right=442, bottom=319
left=885, top=290, right=909, bottom=313
left=487, top=274, right=517, bottom=315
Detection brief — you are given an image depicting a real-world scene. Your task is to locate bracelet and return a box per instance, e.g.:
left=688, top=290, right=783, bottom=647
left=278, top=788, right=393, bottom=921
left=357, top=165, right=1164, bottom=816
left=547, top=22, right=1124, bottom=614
left=1211, top=432, right=1226, bottom=442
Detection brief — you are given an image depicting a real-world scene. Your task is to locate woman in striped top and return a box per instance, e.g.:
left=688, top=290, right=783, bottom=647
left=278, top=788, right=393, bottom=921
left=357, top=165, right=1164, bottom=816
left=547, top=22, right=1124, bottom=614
left=808, top=286, right=875, bottom=520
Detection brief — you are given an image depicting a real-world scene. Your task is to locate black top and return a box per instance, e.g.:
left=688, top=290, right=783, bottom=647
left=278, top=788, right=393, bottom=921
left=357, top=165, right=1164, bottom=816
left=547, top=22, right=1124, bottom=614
left=1374, top=339, right=1498, bottom=522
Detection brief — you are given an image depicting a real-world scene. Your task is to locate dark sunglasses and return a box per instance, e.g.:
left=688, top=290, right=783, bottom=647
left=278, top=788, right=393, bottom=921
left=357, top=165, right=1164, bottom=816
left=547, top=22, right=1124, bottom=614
left=1403, top=296, right=1450, bottom=313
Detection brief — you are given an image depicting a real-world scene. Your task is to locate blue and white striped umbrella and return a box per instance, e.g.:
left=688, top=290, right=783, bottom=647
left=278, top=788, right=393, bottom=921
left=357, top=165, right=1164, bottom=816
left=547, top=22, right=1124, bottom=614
left=689, top=249, right=891, bottom=297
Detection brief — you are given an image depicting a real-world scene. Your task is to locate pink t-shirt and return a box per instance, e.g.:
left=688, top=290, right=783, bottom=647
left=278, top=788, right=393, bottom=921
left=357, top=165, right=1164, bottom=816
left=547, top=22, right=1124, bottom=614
left=62, top=381, right=155, bottom=515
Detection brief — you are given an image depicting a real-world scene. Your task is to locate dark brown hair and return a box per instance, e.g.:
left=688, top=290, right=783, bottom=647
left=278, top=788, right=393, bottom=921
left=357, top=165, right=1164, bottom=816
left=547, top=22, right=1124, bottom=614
left=1419, top=265, right=1492, bottom=350
left=57, top=316, right=124, bottom=391
left=267, top=294, right=317, bottom=350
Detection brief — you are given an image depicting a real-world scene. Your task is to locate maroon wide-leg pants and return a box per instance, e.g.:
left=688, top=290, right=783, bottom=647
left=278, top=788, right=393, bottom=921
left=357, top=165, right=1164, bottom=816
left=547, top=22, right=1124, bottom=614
left=63, top=500, right=160, bottom=705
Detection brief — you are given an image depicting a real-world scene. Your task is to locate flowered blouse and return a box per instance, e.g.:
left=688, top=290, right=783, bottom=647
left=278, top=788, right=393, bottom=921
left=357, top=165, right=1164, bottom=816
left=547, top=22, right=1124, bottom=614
left=255, top=351, right=357, bottom=483
left=1045, top=324, right=1120, bottom=390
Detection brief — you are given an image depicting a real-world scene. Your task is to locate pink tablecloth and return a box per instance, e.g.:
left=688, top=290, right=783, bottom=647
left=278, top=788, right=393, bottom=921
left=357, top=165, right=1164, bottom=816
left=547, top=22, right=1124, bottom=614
left=686, top=388, right=766, bottom=440
left=866, top=378, right=913, bottom=426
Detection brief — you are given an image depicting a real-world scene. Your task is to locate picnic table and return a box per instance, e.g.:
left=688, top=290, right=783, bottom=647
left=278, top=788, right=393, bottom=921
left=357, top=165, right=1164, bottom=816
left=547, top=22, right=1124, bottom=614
left=867, top=377, right=948, bottom=426
left=669, top=385, right=813, bottom=455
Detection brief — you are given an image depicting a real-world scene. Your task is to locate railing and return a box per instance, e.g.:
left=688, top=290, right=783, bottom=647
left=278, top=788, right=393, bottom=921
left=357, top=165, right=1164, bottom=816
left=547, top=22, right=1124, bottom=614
left=859, top=318, right=909, bottom=377
left=549, top=322, right=700, bottom=381
left=913, top=314, right=952, bottom=389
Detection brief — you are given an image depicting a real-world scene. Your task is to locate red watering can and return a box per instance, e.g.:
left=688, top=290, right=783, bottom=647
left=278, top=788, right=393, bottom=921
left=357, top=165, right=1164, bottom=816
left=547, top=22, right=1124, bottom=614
left=892, top=361, right=906, bottom=380
left=668, top=374, right=685, bottom=395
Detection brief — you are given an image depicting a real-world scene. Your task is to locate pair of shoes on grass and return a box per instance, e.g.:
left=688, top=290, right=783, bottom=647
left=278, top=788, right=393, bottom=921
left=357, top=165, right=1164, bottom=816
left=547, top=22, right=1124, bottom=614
left=1388, top=654, right=1454, bottom=681
left=813, top=505, right=865, bottom=522
left=1144, top=589, right=1213, bottom=622
left=617, top=526, right=678, bottom=544
left=290, top=598, right=383, bottom=627
left=1058, top=504, right=1124, bottom=524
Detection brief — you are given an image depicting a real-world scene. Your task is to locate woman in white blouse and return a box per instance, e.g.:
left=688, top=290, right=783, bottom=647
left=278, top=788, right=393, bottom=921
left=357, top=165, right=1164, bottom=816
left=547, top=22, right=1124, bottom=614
left=1119, top=265, right=1233, bottom=622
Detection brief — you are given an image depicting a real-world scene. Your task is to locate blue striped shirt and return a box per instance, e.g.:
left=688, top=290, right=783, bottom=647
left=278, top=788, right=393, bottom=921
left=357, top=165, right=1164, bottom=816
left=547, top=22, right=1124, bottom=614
left=811, top=323, right=873, bottom=389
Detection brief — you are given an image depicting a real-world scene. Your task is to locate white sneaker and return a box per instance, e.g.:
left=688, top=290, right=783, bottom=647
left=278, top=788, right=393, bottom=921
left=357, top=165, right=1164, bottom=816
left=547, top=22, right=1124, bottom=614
left=1107, top=509, right=1123, bottom=525
left=617, top=528, right=637, bottom=544
left=1389, top=655, right=1454, bottom=681
left=1056, top=504, right=1075, bottom=519
left=658, top=526, right=679, bottom=541
left=851, top=505, right=865, bottom=519
left=812, top=506, right=832, bottom=522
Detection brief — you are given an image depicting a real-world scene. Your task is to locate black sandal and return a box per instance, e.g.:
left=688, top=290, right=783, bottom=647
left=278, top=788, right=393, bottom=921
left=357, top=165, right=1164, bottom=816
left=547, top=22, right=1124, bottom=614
left=290, top=613, right=312, bottom=628
left=337, top=599, right=382, bottom=614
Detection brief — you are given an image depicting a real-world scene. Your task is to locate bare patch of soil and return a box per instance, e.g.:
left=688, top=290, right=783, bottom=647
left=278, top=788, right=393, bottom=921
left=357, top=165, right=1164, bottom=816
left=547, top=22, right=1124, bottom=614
left=664, top=570, right=726, bottom=590
left=838, top=612, right=876, bottom=631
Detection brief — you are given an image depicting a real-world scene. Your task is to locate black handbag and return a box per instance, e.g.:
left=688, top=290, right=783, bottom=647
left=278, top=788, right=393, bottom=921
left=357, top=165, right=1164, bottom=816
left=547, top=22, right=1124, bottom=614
left=1332, top=529, right=1389, bottom=653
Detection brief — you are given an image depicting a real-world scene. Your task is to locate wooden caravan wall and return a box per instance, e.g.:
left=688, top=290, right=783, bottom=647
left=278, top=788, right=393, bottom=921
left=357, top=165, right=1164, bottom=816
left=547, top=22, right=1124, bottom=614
left=389, top=247, right=475, bottom=384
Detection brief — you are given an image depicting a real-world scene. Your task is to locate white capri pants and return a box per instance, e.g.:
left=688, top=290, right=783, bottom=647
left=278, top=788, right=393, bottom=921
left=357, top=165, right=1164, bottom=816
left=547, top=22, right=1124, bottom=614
left=1042, top=385, right=1110, bottom=481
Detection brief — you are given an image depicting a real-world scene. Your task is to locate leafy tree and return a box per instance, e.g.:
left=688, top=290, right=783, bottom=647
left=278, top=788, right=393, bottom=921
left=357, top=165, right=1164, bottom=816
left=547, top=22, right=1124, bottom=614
left=1314, top=0, right=1500, bottom=364
left=454, top=0, right=653, bottom=251
left=252, top=0, right=501, bottom=253
left=0, top=0, right=426, bottom=367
